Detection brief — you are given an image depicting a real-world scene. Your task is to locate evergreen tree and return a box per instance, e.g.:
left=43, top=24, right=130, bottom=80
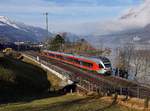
left=49, top=34, right=65, bottom=51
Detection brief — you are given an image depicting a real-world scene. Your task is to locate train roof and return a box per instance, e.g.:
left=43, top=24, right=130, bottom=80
left=91, top=56, right=111, bottom=63
left=43, top=50, right=110, bottom=64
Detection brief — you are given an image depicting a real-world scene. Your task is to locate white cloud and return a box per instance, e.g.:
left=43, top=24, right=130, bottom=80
left=0, top=0, right=145, bottom=35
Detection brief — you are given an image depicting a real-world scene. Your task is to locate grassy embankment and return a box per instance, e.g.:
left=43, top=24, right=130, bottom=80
left=0, top=53, right=141, bottom=111
left=22, top=57, right=62, bottom=89
left=0, top=53, right=52, bottom=103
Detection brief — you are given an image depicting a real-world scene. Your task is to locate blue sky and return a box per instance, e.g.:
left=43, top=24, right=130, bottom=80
left=0, top=0, right=143, bottom=32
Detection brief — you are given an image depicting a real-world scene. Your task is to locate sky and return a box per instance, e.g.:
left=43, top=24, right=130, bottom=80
left=0, top=0, right=143, bottom=33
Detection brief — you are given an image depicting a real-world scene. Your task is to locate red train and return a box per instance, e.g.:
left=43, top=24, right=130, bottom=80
left=42, top=50, right=112, bottom=75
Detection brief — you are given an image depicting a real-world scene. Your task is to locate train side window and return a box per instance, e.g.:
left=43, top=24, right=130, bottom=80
left=104, top=63, right=111, bottom=68
left=74, top=59, right=80, bottom=64
left=69, top=58, right=74, bottom=62
left=99, top=64, right=104, bottom=68
left=55, top=55, right=58, bottom=58
left=82, top=61, right=93, bottom=68
left=60, top=55, right=63, bottom=59
left=89, top=63, right=93, bottom=68
left=49, top=53, right=55, bottom=57
left=63, top=56, right=67, bottom=60
left=56, top=55, right=63, bottom=59
left=65, top=57, right=73, bottom=62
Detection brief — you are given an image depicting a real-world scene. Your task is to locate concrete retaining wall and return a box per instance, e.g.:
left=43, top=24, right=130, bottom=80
left=22, top=54, right=73, bottom=85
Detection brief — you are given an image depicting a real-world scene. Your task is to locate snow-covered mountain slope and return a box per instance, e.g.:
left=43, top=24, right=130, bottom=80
left=120, top=0, right=150, bottom=27
left=0, top=16, right=19, bottom=29
left=0, top=16, right=51, bottom=42
left=121, top=0, right=150, bottom=19
left=86, top=0, right=150, bottom=47
left=113, top=0, right=150, bottom=44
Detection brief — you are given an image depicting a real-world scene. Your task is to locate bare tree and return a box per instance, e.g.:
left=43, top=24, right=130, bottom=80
left=139, top=50, right=150, bottom=84
left=132, top=50, right=143, bottom=77
left=115, top=43, right=135, bottom=78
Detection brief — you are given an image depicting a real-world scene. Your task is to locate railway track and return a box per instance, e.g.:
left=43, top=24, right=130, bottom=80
left=24, top=51, right=137, bottom=87
left=23, top=51, right=150, bottom=98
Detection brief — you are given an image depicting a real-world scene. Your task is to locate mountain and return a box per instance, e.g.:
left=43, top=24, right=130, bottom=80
left=87, top=0, right=150, bottom=48
left=114, top=0, right=150, bottom=44
left=0, top=16, right=51, bottom=42
left=121, top=0, right=150, bottom=22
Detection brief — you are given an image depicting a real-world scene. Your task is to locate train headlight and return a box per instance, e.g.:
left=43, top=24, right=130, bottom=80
left=97, top=69, right=107, bottom=74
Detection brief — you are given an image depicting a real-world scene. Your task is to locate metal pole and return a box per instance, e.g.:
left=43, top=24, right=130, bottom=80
left=45, top=12, right=49, bottom=38
left=44, top=12, right=49, bottom=49
left=17, top=40, right=19, bottom=52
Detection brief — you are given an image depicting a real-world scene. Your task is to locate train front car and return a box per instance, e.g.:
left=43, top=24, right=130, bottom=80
left=92, top=57, right=112, bottom=75
left=99, top=57, right=112, bottom=75
left=42, top=50, right=112, bottom=75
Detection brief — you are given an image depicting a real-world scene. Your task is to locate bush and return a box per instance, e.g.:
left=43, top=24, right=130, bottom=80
left=0, top=67, right=15, bottom=83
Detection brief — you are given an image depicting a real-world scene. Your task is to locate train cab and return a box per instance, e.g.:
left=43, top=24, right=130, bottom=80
left=90, top=56, right=112, bottom=75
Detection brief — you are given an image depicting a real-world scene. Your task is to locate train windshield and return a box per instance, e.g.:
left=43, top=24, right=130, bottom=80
left=99, top=64, right=104, bottom=68
left=104, top=63, right=111, bottom=68
left=99, top=57, right=111, bottom=68
left=101, top=58, right=110, bottom=63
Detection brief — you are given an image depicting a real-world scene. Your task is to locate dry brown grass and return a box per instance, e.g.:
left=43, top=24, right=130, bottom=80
left=0, top=93, right=140, bottom=111
left=101, top=95, right=150, bottom=111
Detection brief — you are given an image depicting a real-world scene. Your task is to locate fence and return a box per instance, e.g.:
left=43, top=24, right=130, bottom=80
left=23, top=53, right=150, bottom=99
